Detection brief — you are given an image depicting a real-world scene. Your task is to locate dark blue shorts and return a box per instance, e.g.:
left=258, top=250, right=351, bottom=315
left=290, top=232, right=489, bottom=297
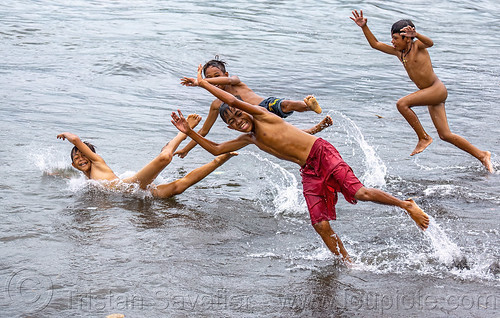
left=258, top=97, right=293, bottom=118
left=221, top=96, right=293, bottom=118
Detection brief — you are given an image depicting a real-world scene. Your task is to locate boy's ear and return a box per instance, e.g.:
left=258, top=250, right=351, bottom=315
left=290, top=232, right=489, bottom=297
left=71, top=162, right=78, bottom=169
left=224, top=72, right=229, bottom=77
left=226, top=125, right=235, bottom=130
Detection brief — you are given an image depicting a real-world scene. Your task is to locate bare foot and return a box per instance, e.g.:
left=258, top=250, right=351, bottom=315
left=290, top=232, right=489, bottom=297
left=214, top=152, right=238, bottom=164
left=186, top=114, right=202, bottom=129
left=480, top=151, right=494, bottom=173
left=320, top=115, right=333, bottom=129
left=306, top=115, right=333, bottom=135
left=403, top=199, right=429, bottom=231
left=304, top=95, right=322, bottom=114
left=410, top=136, right=433, bottom=156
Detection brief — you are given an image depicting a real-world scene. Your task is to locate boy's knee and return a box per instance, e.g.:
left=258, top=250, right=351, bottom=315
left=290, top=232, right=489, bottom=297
left=312, top=220, right=333, bottom=236
left=158, top=152, right=173, bottom=165
left=396, top=99, right=409, bottom=113
left=437, top=131, right=454, bottom=142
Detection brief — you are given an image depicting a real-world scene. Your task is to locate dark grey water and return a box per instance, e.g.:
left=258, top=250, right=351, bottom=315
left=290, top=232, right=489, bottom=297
left=1, top=1, right=499, bottom=317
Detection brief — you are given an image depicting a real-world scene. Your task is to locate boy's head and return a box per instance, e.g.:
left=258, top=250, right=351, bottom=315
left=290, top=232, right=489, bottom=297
left=71, top=141, right=96, bottom=172
left=71, top=141, right=95, bottom=161
left=219, top=104, right=254, bottom=132
left=391, top=19, right=415, bottom=39
left=203, top=56, right=227, bottom=77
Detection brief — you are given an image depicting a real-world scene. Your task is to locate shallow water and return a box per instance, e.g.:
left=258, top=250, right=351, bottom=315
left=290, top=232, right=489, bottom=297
left=1, top=1, right=499, bottom=317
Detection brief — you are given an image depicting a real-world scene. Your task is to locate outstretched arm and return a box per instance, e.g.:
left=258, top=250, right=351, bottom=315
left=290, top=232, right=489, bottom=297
left=195, top=65, right=266, bottom=117
left=180, top=75, right=241, bottom=87
left=350, top=10, right=398, bottom=55
left=56, top=132, right=102, bottom=162
left=171, top=109, right=251, bottom=155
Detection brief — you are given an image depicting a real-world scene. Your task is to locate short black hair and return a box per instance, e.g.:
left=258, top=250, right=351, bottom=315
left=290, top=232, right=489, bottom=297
left=219, top=103, right=232, bottom=123
left=203, top=55, right=227, bottom=77
left=71, top=141, right=96, bottom=161
left=391, top=19, right=415, bottom=38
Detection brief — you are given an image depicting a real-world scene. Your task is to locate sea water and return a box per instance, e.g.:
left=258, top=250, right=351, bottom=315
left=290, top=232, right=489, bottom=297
left=1, top=0, right=499, bottom=317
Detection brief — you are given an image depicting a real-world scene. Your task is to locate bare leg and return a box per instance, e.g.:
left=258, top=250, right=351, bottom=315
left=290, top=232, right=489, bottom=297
left=280, top=95, right=322, bottom=114
left=151, top=152, right=237, bottom=198
left=122, top=114, right=202, bottom=188
left=313, top=220, right=352, bottom=264
left=303, top=115, right=333, bottom=135
left=396, top=95, right=433, bottom=156
left=354, top=187, right=430, bottom=230
left=428, top=103, right=494, bottom=172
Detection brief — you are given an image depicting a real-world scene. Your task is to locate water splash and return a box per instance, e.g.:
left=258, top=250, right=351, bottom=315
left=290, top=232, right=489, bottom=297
left=423, top=215, right=467, bottom=268
left=335, top=112, right=387, bottom=188
left=247, top=152, right=305, bottom=216
left=29, top=146, right=72, bottom=175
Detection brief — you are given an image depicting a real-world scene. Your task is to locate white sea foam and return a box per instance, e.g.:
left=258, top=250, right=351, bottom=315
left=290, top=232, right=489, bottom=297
left=423, top=184, right=459, bottom=196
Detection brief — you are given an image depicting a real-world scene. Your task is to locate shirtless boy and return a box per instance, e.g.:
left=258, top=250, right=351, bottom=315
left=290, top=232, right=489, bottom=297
left=171, top=66, right=430, bottom=264
left=175, top=57, right=324, bottom=158
left=57, top=114, right=236, bottom=198
left=350, top=10, right=493, bottom=172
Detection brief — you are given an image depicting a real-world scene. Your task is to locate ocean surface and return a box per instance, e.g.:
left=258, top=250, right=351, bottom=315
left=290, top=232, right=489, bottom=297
left=1, top=1, right=499, bottom=317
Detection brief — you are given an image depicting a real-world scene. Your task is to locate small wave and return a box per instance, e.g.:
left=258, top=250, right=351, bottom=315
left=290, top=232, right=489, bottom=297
left=101, top=62, right=153, bottom=76
left=96, top=53, right=171, bottom=77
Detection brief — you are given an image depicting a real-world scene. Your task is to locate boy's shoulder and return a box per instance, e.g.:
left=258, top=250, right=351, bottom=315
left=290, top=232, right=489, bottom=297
left=210, top=98, right=223, bottom=109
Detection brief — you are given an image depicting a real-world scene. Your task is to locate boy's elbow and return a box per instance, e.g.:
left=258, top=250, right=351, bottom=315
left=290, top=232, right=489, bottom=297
left=211, top=148, right=224, bottom=156
left=227, top=95, right=238, bottom=106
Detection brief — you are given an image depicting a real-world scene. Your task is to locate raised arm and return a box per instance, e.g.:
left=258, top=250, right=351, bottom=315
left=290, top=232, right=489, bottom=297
left=56, top=132, right=102, bottom=162
left=350, top=10, right=398, bottom=55
left=195, top=65, right=265, bottom=116
left=171, top=110, right=251, bottom=155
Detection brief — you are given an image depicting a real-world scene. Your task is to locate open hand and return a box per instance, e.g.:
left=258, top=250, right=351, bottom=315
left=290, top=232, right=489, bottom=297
left=180, top=77, right=198, bottom=86
left=196, top=64, right=204, bottom=84
left=350, top=10, right=367, bottom=27
left=171, top=110, right=191, bottom=134
left=174, top=148, right=189, bottom=158
left=400, top=25, right=416, bottom=38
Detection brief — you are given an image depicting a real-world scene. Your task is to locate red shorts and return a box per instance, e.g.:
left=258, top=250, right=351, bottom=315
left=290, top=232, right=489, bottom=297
left=300, top=138, right=364, bottom=225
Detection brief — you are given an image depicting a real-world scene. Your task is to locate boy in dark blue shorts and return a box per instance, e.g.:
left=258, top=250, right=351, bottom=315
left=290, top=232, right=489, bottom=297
left=175, top=57, right=324, bottom=158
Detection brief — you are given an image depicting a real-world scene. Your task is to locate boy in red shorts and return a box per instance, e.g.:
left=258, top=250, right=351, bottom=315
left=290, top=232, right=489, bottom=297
left=171, top=65, right=430, bottom=264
